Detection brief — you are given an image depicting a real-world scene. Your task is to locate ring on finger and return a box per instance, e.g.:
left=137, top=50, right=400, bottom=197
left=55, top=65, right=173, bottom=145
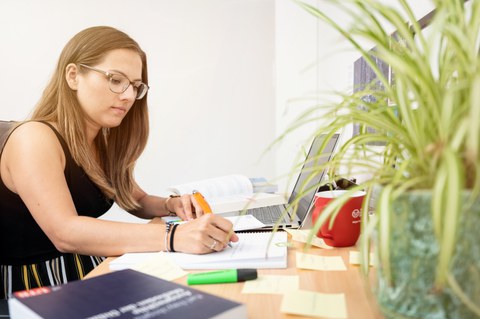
left=209, top=239, right=217, bottom=250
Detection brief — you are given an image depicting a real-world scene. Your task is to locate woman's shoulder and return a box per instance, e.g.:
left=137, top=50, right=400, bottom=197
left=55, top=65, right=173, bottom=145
left=5, top=121, right=64, bottom=155
left=1, top=121, right=67, bottom=190
left=10, top=121, right=59, bottom=139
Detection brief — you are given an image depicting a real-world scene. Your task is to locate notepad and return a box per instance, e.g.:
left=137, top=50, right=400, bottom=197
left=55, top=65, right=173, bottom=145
left=284, top=229, right=332, bottom=249
left=349, top=250, right=375, bottom=266
left=131, top=253, right=188, bottom=281
left=295, top=252, right=347, bottom=271
left=241, top=275, right=299, bottom=294
left=281, top=290, right=347, bottom=318
left=167, top=231, right=288, bottom=269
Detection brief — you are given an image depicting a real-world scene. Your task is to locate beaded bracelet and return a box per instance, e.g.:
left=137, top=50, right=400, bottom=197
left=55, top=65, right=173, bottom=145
left=164, top=195, right=180, bottom=216
left=169, top=224, right=179, bottom=253
left=164, top=223, right=172, bottom=252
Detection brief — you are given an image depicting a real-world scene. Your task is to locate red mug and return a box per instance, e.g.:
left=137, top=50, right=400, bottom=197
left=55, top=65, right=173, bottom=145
left=311, top=190, right=365, bottom=247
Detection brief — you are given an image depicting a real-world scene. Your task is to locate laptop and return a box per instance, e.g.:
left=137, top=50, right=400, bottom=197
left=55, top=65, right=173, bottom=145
left=222, top=133, right=340, bottom=230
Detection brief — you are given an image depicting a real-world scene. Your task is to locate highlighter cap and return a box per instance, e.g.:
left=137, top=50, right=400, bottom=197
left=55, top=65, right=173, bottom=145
left=237, top=269, right=257, bottom=281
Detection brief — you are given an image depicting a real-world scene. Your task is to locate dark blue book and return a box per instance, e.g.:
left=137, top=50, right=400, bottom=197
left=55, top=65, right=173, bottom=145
left=8, top=269, right=246, bottom=319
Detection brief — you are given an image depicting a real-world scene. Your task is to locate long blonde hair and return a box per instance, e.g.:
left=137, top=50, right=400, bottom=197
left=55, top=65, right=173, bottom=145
left=31, top=26, right=149, bottom=211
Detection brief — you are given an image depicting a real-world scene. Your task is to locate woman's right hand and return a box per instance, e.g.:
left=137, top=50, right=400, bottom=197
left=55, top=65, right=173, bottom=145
left=172, top=214, right=239, bottom=254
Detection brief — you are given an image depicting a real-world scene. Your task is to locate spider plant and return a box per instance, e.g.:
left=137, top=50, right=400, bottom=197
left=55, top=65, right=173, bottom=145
left=281, top=0, right=480, bottom=317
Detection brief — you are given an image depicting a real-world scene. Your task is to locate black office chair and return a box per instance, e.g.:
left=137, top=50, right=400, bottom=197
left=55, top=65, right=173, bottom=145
left=0, top=299, right=9, bottom=318
left=0, top=120, right=14, bottom=318
left=0, top=120, right=16, bottom=152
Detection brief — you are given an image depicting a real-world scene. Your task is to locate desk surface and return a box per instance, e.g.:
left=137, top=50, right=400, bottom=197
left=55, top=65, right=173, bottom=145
left=85, top=239, right=384, bottom=319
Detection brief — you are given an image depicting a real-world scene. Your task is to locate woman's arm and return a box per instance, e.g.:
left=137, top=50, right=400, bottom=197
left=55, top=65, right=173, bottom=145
left=130, top=185, right=205, bottom=221
left=2, top=122, right=237, bottom=257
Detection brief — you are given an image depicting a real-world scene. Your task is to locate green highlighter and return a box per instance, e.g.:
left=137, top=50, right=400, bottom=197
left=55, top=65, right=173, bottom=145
left=187, top=269, right=257, bottom=285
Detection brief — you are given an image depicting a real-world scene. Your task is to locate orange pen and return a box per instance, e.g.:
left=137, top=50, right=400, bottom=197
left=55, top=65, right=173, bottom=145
left=192, top=190, right=212, bottom=214
left=193, top=190, right=233, bottom=247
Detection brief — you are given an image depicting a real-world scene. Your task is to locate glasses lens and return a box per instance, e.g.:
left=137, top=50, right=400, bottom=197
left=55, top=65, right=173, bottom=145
left=135, top=83, right=148, bottom=100
left=109, top=74, right=130, bottom=94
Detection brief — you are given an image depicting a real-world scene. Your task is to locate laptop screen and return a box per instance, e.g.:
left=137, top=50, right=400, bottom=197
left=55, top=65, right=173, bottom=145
left=288, top=134, right=340, bottom=221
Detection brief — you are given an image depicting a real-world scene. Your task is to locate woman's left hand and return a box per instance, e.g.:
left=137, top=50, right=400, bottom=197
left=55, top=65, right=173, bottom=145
left=167, top=194, right=208, bottom=220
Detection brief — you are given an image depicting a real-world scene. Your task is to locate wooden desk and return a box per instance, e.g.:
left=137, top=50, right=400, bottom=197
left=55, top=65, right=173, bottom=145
left=85, top=240, right=384, bottom=319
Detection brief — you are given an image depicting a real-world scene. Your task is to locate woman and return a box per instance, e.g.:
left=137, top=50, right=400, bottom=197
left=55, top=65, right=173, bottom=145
left=0, top=26, right=238, bottom=299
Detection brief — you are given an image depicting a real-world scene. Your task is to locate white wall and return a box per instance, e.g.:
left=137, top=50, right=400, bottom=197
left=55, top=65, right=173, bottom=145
left=0, top=0, right=437, bottom=221
left=0, top=0, right=275, bottom=221
left=274, top=0, right=436, bottom=191
left=275, top=0, right=356, bottom=192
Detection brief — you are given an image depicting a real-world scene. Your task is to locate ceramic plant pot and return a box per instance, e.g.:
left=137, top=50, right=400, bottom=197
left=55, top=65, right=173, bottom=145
left=373, top=190, right=480, bottom=319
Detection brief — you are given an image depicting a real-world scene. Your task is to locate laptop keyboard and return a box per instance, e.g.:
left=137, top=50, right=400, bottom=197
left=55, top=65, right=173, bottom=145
left=246, top=206, right=288, bottom=224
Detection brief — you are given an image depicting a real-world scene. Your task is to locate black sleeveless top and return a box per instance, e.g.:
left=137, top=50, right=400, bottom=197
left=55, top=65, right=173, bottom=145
left=0, top=122, right=113, bottom=265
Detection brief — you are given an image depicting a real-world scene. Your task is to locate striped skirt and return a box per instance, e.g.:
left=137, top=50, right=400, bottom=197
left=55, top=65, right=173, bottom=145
left=1, top=253, right=105, bottom=299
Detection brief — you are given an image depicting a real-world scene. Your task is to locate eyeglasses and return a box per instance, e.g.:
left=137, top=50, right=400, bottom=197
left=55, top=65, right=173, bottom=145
left=79, top=64, right=149, bottom=100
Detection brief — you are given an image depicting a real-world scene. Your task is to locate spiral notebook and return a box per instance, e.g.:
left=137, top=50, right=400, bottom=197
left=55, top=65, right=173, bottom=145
left=110, top=231, right=288, bottom=271
left=167, top=231, right=288, bottom=269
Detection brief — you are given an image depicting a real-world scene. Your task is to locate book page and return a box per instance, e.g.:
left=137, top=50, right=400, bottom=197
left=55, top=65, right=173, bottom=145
left=166, top=174, right=253, bottom=202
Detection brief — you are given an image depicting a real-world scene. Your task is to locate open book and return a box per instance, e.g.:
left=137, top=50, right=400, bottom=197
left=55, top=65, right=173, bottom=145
left=166, top=174, right=285, bottom=213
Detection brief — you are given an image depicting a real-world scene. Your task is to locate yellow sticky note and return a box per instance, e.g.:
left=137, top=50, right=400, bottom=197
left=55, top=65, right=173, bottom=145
left=285, top=229, right=333, bottom=249
left=349, top=250, right=375, bottom=266
left=132, top=253, right=188, bottom=281
left=296, top=252, right=347, bottom=271
left=241, top=275, right=299, bottom=294
left=281, top=290, right=347, bottom=318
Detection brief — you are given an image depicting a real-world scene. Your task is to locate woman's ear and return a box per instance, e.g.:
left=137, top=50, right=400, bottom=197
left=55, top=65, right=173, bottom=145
left=65, top=63, right=79, bottom=90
